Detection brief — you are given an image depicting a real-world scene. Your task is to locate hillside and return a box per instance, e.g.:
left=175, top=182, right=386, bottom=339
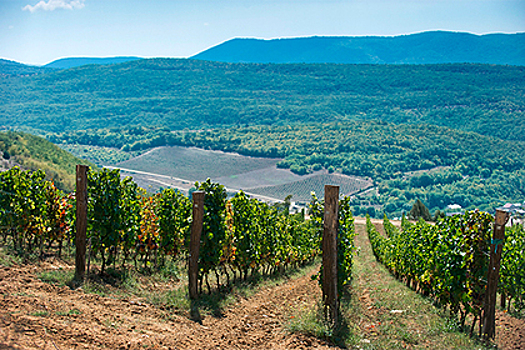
left=0, top=59, right=55, bottom=77
left=2, top=59, right=524, bottom=142
left=52, top=120, right=525, bottom=216
left=163, top=121, right=525, bottom=215
left=0, top=131, right=89, bottom=192
left=191, top=31, right=525, bottom=65
left=43, top=56, right=142, bottom=69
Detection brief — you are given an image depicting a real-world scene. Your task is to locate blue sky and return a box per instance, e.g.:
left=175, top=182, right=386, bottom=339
left=1, top=0, right=524, bottom=65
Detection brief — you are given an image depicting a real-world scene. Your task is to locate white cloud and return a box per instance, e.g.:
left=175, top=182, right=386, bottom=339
left=23, top=0, right=85, bottom=13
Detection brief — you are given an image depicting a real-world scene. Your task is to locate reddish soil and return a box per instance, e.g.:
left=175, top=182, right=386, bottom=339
left=495, top=310, right=525, bottom=350
left=0, top=261, right=334, bottom=350
left=0, top=242, right=523, bottom=349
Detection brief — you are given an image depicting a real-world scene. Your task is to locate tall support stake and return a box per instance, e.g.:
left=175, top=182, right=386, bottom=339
left=75, top=165, right=88, bottom=281
left=482, top=209, right=508, bottom=340
left=323, top=185, right=339, bottom=326
left=189, top=191, right=205, bottom=299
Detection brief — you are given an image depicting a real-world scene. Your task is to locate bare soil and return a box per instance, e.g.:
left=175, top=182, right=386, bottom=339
left=0, top=260, right=334, bottom=350
left=0, top=223, right=523, bottom=349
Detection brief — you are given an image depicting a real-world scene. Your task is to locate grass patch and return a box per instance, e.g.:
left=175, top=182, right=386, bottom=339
left=30, top=311, right=49, bottom=317
left=0, top=246, right=23, bottom=267
left=344, top=224, right=492, bottom=350
left=38, top=269, right=75, bottom=287
left=55, top=309, right=82, bottom=316
left=287, top=300, right=338, bottom=339
left=285, top=289, right=361, bottom=348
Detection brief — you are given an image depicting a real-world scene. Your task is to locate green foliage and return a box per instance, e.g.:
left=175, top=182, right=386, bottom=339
left=60, top=144, right=137, bottom=166
left=87, top=168, right=135, bottom=273
left=2, top=60, right=524, bottom=142
left=155, top=188, right=191, bottom=257
left=409, top=199, right=431, bottom=221
left=337, top=197, right=357, bottom=292
left=195, top=179, right=228, bottom=278
left=0, top=130, right=90, bottom=192
left=0, top=58, right=55, bottom=76
left=0, top=167, right=72, bottom=257
left=367, top=212, right=503, bottom=329
left=1, top=166, right=356, bottom=304
left=500, top=224, right=525, bottom=313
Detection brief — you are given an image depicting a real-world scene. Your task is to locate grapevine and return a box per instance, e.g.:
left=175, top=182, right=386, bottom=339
left=367, top=212, right=498, bottom=331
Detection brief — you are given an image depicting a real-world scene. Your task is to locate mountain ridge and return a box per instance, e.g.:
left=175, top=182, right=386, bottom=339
left=0, top=59, right=55, bottom=76
left=191, top=31, right=525, bottom=65
left=43, top=56, right=143, bottom=69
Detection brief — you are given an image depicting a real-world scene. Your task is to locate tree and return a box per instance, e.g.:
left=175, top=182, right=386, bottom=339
left=433, top=209, right=445, bottom=222
left=409, top=199, right=431, bottom=221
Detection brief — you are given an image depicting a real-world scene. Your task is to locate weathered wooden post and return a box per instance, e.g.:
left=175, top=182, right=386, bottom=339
left=75, top=165, right=88, bottom=281
left=482, top=209, right=508, bottom=339
left=323, top=185, right=339, bottom=326
left=189, top=191, right=205, bottom=299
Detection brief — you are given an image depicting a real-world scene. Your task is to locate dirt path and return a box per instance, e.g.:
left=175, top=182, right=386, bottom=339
left=190, top=271, right=334, bottom=350
left=351, top=223, right=525, bottom=350
left=0, top=261, right=333, bottom=350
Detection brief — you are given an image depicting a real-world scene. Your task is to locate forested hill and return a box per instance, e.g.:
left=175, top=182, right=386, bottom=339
left=0, top=59, right=55, bottom=77
left=191, top=31, right=525, bottom=65
left=0, top=131, right=90, bottom=192
left=1, top=59, right=524, bottom=142
left=43, top=56, right=142, bottom=69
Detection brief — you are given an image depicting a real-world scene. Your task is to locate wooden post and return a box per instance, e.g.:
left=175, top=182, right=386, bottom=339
left=323, top=185, right=339, bottom=326
left=482, top=209, right=508, bottom=340
left=189, top=191, right=205, bottom=299
left=75, top=165, right=88, bottom=281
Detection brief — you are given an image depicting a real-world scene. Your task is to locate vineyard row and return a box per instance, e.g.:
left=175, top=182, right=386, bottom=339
left=0, top=167, right=356, bottom=302
left=366, top=213, right=524, bottom=338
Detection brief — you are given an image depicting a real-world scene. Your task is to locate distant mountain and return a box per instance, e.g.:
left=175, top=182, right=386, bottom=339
left=44, top=56, right=142, bottom=69
left=191, top=31, right=525, bottom=66
left=0, top=59, right=55, bottom=76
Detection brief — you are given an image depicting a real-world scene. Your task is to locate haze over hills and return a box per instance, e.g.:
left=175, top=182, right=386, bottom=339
left=44, top=56, right=143, bottom=69
left=191, top=31, right=525, bottom=65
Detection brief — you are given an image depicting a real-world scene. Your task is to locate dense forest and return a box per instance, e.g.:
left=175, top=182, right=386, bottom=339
left=0, top=59, right=55, bottom=77
left=1, top=59, right=524, bottom=141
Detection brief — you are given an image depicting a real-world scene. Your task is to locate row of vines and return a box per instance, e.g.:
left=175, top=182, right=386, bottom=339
left=310, top=193, right=357, bottom=300
left=366, top=213, right=524, bottom=336
left=0, top=166, right=358, bottom=299
left=0, top=167, right=73, bottom=258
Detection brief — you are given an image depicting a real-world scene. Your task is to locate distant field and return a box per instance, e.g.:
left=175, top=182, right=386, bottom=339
left=117, top=146, right=280, bottom=181
left=113, top=146, right=371, bottom=201
left=247, top=173, right=372, bottom=203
